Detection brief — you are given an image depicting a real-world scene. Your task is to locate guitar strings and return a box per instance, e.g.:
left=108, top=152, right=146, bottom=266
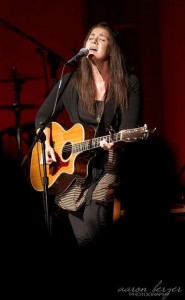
left=49, top=125, right=147, bottom=155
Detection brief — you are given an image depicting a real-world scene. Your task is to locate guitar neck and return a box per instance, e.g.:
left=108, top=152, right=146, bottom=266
left=72, top=132, right=120, bottom=153
left=72, top=124, right=150, bottom=153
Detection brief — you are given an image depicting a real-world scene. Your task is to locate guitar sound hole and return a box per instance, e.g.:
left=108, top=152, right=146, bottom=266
left=62, top=142, right=72, bottom=160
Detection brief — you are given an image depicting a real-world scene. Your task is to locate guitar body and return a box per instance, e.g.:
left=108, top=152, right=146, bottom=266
left=30, top=122, right=95, bottom=194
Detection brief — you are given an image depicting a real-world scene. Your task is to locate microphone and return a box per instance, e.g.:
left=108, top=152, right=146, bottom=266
left=65, top=48, right=89, bottom=65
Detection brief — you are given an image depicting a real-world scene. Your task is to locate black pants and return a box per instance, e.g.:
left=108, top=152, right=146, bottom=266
left=68, top=200, right=114, bottom=247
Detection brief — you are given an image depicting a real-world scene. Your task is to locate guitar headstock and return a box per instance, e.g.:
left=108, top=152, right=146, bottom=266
left=120, top=124, right=156, bottom=142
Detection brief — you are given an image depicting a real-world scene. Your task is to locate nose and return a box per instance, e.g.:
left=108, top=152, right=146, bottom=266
left=92, top=36, right=98, bottom=43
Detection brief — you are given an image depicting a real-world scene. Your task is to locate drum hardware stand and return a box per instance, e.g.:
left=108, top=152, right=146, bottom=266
left=12, top=66, right=24, bottom=161
left=0, top=66, right=41, bottom=160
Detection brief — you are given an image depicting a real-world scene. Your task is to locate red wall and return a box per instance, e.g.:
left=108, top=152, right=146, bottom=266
left=137, top=0, right=185, bottom=185
left=159, top=0, right=185, bottom=185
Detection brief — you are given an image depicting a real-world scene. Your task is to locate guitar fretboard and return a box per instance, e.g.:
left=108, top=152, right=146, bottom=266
left=72, top=125, right=149, bottom=153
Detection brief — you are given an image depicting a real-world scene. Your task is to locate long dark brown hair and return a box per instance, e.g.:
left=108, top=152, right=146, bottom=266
left=70, top=22, right=128, bottom=115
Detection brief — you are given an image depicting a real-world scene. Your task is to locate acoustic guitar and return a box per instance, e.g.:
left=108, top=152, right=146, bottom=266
left=30, top=122, right=154, bottom=194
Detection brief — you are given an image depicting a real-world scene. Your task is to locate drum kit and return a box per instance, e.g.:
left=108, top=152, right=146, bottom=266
left=0, top=66, right=41, bottom=160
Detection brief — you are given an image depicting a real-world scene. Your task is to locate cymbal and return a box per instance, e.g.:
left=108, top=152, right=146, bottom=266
left=0, top=103, right=40, bottom=110
left=0, top=74, right=42, bottom=83
left=0, top=122, right=35, bottom=136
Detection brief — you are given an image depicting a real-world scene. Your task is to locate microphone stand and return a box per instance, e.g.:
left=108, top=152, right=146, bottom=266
left=36, top=48, right=50, bottom=97
left=21, top=116, right=53, bottom=236
left=21, top=69, right=74, bottom=236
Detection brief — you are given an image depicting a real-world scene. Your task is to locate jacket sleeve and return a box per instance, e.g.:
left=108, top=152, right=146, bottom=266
left=119, top=73, right=141, bottom=130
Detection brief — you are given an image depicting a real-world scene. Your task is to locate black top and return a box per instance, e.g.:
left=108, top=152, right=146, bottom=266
left=35, top=72, right=141, bottom=135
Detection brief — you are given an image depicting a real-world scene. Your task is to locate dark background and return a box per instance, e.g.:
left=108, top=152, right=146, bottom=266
left=0, top=1, right=185, bottom=299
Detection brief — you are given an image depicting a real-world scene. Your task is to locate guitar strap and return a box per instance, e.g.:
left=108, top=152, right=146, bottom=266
left=85, top=101, right=106, bottom=205
left=94, top=99, right=118, bottom=138
left=94, top=100, right=106, bottom=138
